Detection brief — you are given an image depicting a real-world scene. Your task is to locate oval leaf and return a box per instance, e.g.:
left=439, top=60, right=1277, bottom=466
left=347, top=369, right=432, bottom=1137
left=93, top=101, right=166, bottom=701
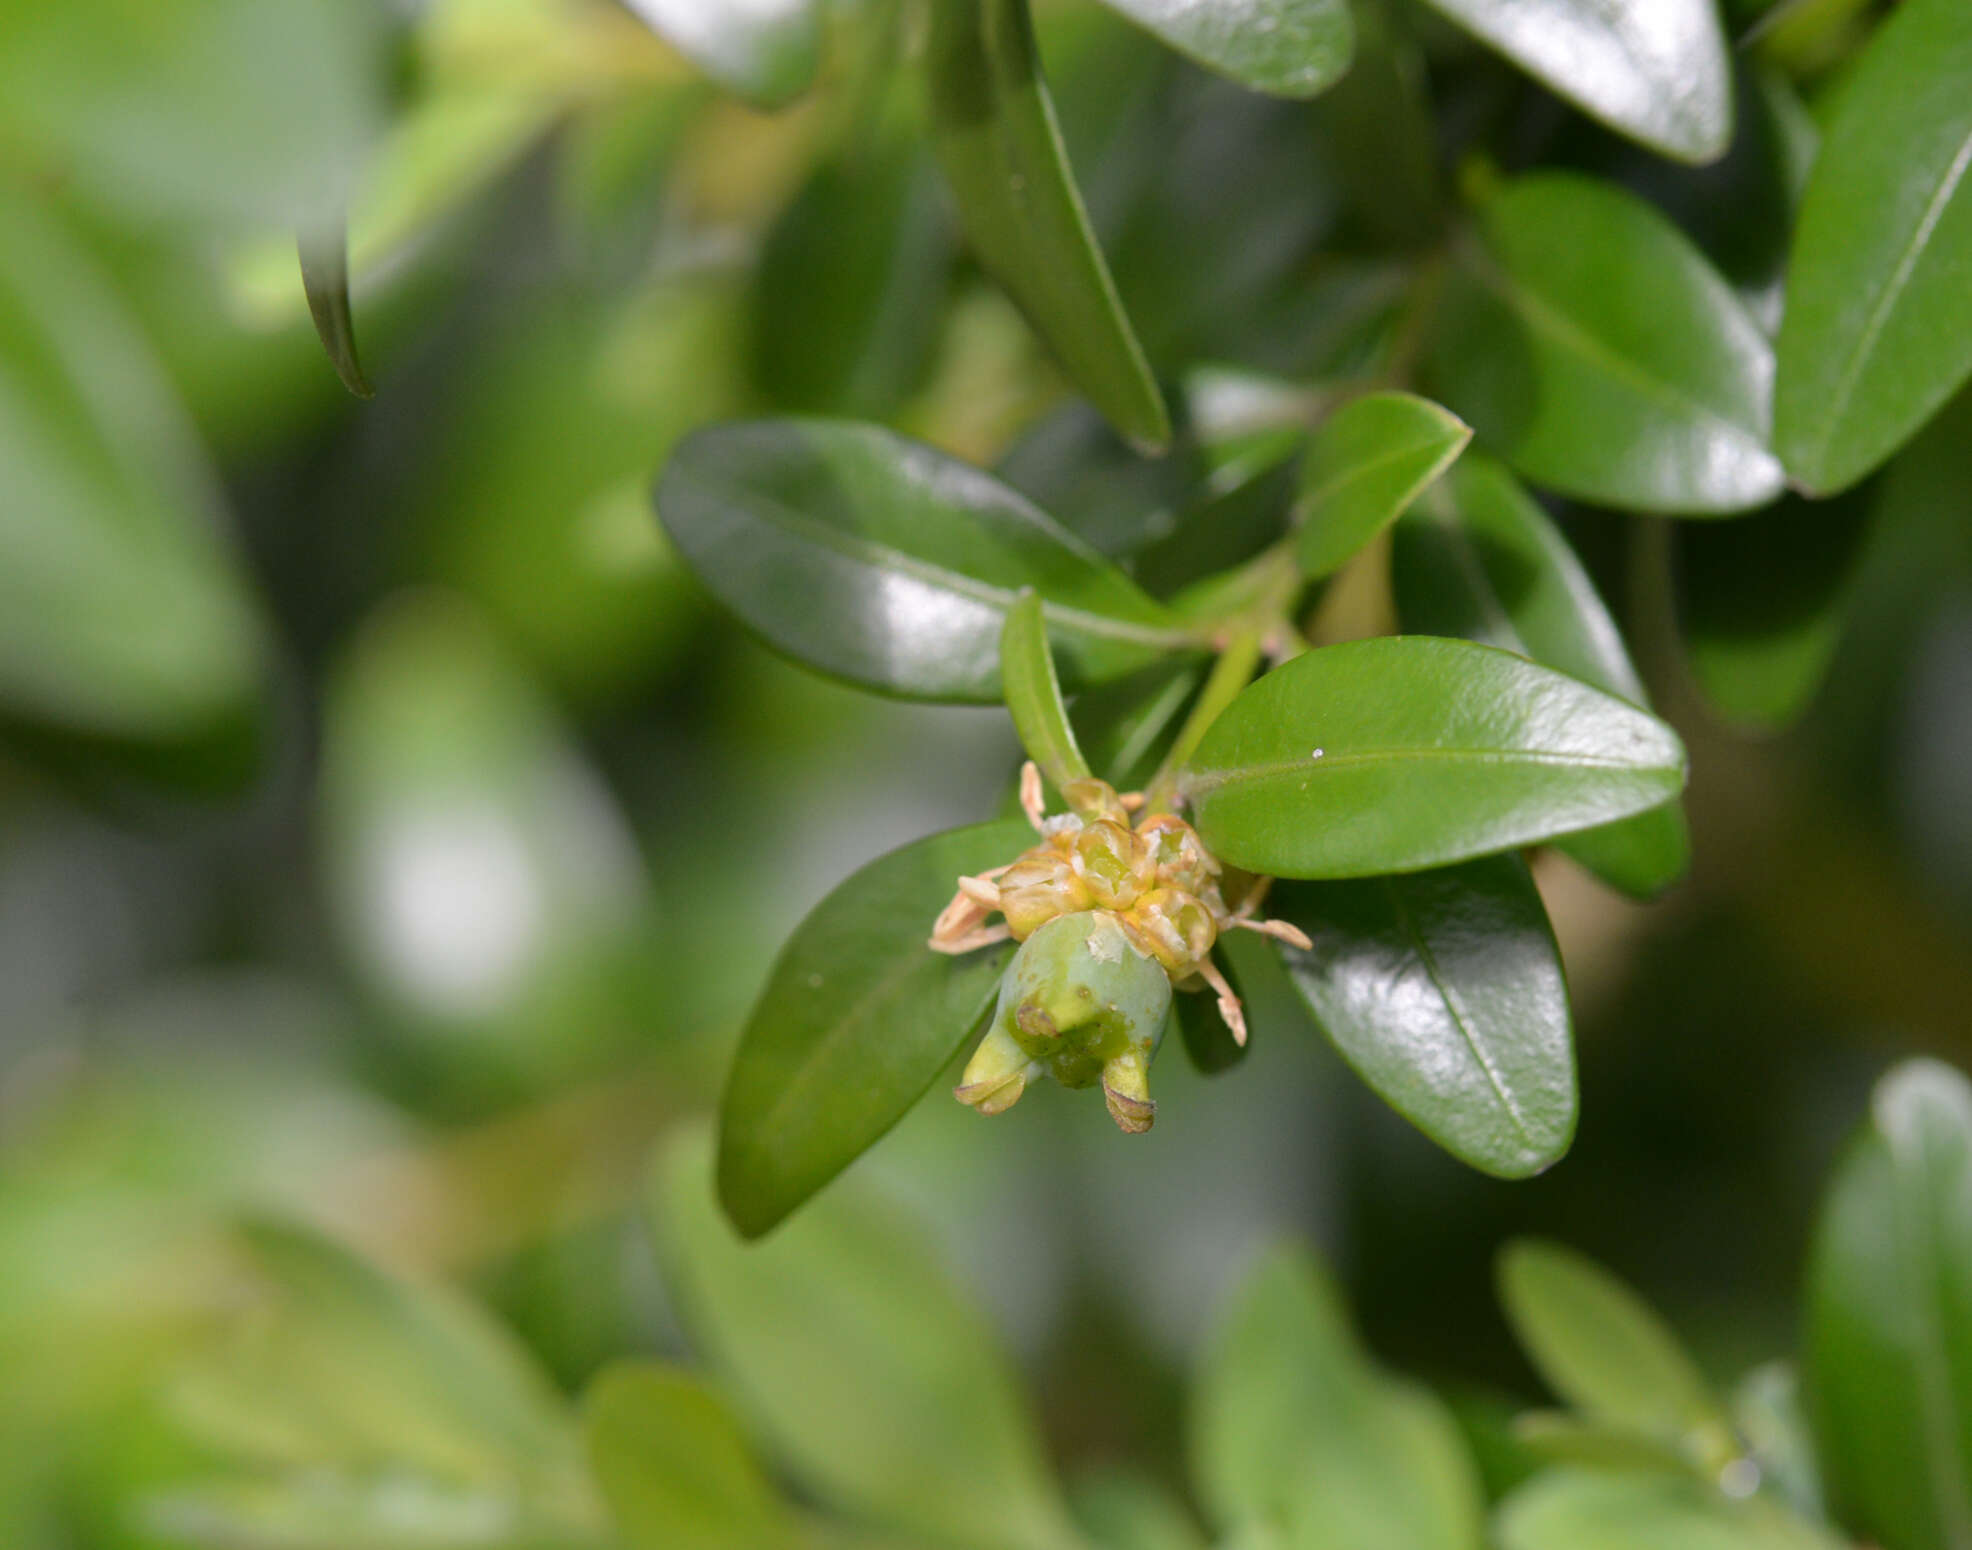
left=1295, top=391, right=1471, bottom=581
left=1090, top=0, right=1353, bottom=99
left=1773, top=0, right=1972, bottom=495
left=1191, top=1244, right=1484, bottom=1545
left=1806, top=1058, right=1972, bottom=1550
left=1180, top=637, right=1688, bottom=878
left=584, top=1365, right=794, bottom=1550
left=1497, top=1239, right=1732, bottom=1458
left=718, top=818, right=1035, bottom=1239
left=1272, top=855, right=1576, bottom=1178
left=1674, top=486, right=1875, bottom=732
left=655, top=419, right=1196, bottom=702
left=926, top=0, right=1170, bottom=449
left=1413, top=0, right=1731, bottom=164
left=1500, top=1471, right=1845, bottom=1550
left=1427, top=174, right=1782, bottom=515
left=621, top=0, right=821, bottom=108
left=1003, top=590, right=1092, bottom=788
left=653, top=1130, right=1082, bottom=1550
left=298, top=217, right=373, bottom=398
left=1393, top=454, right=1689, bottom=897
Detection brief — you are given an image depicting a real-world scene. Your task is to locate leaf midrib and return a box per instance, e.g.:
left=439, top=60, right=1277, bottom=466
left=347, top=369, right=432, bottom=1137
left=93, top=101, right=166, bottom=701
left=1185, top=745, right=1672, bottom=799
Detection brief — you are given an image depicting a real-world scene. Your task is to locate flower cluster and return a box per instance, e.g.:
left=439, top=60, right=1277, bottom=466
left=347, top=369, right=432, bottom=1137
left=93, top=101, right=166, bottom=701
left=930, top=765, right=1309, bottom=1132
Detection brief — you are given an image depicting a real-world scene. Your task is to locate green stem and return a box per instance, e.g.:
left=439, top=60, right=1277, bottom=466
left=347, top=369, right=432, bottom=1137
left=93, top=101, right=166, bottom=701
left=1143, top=629, right=1264, bottom=814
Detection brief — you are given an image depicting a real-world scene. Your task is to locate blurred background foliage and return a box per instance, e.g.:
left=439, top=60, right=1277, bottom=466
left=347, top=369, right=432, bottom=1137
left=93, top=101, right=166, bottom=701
left=1, top=0, right=1970, bottom=1545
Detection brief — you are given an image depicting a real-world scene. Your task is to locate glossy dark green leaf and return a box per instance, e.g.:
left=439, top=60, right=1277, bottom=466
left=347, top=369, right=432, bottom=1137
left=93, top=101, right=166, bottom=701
left=1773, top=0, right=1972, bottom=495
left=1499, top=1471, right=1843, bottom=1550
left=584, top=1365, right=794, bottom=1550
left=1191, top=1244, right=1484, bottom=1546
left=1807, top=1058, right=1972, bottom=1550
left=1181, top=637, right=1688, bottom=878
left=1272, top=856, right=1575, bottom=1178
left=925, top=0, right=1170, bottom=449
left=1428, top=175, right=1782, bottom=515
left=1674, top=487, right=1875, bottom=731
left=1498, top=1240, right=1734, bottom=1461
left=752, top=144, right=952, bottom=417
left=622, top=0, right=822, bottom=108
left=654, top=1130, right=1082, bottom=1550
left=298, top=218, right=373, bottom=399
left=1295, top=392, right=1470, bottom=581
left=1394, top=455, right=1689, bottom=897
left=1090, top=0, right=1353, bottom=99
left=0, top=188, right=269, bottom=754
left=656, top=419, right=1197, bottom=702
left=1412, top=0, right=1731, bottom=164
left=1003, top=590, right=1092, bottom=788
left=718, top=819, right=1033, bottom=1239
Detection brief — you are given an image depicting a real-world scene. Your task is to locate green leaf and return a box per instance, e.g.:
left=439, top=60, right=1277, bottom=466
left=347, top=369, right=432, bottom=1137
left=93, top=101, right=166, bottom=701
left=1510, top=1413, right=1696, bottom=1476
left=1498, top=1471, right=1843, bottom=1550
left=1174, top=928, right=1304, bottom=1076
left=1674, top=487, right=1875, bottom=731
left=996, top=401, right=1198, bottom=560
left=718, top=819, right=1034, bottom=1239
left=1271, top=856, right=1575, bottom=1178
left=1076, top=659, right=1208, bottom=792
left=298, top=218, right=373, bottom=399
left=1088, top=0, right=1353, bottom=99
left=1003, top=590, right=1093, bottom=788
left=1191, top=1245, right=1484, bottom=1547
left=1295, top=392, right=1471, bottom=581
left=584, top=1365, right=794, bottom=1550
left=1806, top=1058, right=1972, bottom=1550
left=657, top=419, right=1196, bottom=702
left=1427, top=174, right=1782, bottom=515
left=1498, top=1240, right=1733, bottom=1463
left=652, top=1130, right=1081, bottom=1550
left=1411, top=0, right=1731, bottom=164
left=752, top=143, right=952, bottom=417
left=1773, top=0, right=1972, bottom=494
left=1393, top=454, right=1689, bottom=897
left=1069, top=1470, right=1206, bottom=1550
left=1180, top=637, right=1687, bottom=878
left=622, top=0, right=822, bottom=108
left=0, top=187, right=269, bottom=758
left=925, top=0, right=1171, bottom=449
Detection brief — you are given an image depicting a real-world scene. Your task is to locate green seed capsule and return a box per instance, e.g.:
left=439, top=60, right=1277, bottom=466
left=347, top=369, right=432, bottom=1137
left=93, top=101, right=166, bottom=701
left=954, top=910, right=1172, bottom=1133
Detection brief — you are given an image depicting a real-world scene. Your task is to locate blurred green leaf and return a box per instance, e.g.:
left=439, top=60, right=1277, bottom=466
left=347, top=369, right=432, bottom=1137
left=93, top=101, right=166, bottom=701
left=1428, top=174, right=1782, bottom=515
left=1807, top=1058, right=1972, bottom=1550
left=656, top=419, right=1197, bottom=702
left=926, top=0, right=1171, bottom=449
left=1393, top=454, right=1689, bottom=897
left=622, top=0, right=821, bottom=107
left=716, top=818, right=1033, bottom=1240
left=1509, top=1412, right=1695, bottom=1476
left=298, top=219, right=374, bottom=399
left=1773, top=0, right=1972, bottom=495
left=1412, top=0, right=1731, bottom=164
left=1003, top=591, right=1093, bottom=788
left=584, top=1365, right=794, bottom=1550
left=0, top=0, right=382, bottom=230
left=1674, top=487, right=1875, bottom=731
left=1180, top=638, right=1687, bottom=877
left=0, top=187, right=269, bottom=762
left=1310, top=0, right=1438, bottom=249
left=1272, top=855, right=1575, bottom=1178
left=652, top=1130, right=1083, bottom=1550
left=1497, top=1239, right=1733, bottom=1464
left=1090, top=0, right=1352, bottom=99
left=1175, top=928, right=1307, bottom=1077
left=143, top=1472, right=601, bottom=1550
left=753, top=143, right=953, bottom=417
left=1294, top=391, right=1470, bottom=581
left=996, top=402, right=1198, bottom=560
left=1497, top=1471, right=1841, bottom=1550
left=1075, top=659, right=1208, bottom=792
left=1191, top=1244, right=1484, bottom=1547
left=318, top=595, right=650, bottom=1058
